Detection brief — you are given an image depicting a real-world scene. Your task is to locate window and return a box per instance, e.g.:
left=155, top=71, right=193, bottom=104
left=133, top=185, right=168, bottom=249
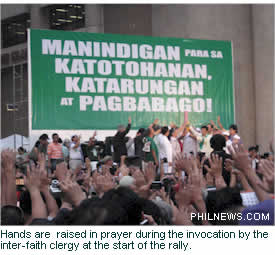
left=48, top=4, right=85, bottom=30
left=1, top=13, right=30, bottom=48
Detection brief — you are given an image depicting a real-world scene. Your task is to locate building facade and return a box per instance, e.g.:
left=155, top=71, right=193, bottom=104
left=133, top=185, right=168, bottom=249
left=1, top=4, right=274, bottom=152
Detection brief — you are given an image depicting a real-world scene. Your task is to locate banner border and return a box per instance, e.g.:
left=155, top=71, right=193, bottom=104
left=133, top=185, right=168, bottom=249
left=28, top=28, right=235, bottom=132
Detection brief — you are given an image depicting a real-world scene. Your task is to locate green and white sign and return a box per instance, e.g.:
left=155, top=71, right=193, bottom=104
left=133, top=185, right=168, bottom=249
left=29, top=29, right=234, bottom=130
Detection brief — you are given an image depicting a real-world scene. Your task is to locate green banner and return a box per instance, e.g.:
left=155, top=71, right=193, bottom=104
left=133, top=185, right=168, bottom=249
left=29, top=29, right=234, bottom=130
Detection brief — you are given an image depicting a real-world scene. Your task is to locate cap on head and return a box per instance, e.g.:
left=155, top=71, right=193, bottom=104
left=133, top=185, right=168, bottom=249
left=233, top=134, right=240, bottom=140
left=195, top=127, right=201, bottom=133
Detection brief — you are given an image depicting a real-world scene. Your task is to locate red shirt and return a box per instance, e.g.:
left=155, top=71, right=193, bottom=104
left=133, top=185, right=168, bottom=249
left=48, top=143, right=63, bottom=159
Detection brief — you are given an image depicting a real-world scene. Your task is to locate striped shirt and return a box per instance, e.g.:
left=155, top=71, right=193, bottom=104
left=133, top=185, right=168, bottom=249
left=48, top=143, right=63, bottom=159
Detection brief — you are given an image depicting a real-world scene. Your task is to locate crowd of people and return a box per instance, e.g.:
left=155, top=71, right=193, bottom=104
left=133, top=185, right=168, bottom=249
left=1, top=116, right=274, bottom=225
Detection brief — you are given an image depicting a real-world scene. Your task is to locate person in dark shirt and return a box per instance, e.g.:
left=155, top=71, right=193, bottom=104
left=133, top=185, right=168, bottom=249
left=28, top=134, right=49, bottom=164
left=209, top=134, right=232, bottom=186
left=134, top=128, right=145, bottom=157
left=112, top=117, right=131, bottom=164
left=86, top=138, right=98, bottom=161
left=133, top=128, right=146, bottom=168
left=85, top=132, right=98, bottom=162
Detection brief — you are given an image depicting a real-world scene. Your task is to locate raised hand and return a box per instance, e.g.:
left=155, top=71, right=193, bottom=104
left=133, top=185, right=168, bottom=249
left=174, top=153, right=193, bottom=175
left=24, top=164, right=48, bottom=219
left=258, top=159, right=274, bottom=192
left=205, top=172, right=215, bottom=187
left=55, top=162, right=69, bottom=182
left=132, top=170, right=146, bottom=187
left=24, top=164, right=42, bottom=193
left=228, top=144, right=271, bottom=201
left=173, top=204, right=193, bottom=225
left=170, top=122, right=177, bottom=128
left=204, top=154, right=223, bottom=178
left=38, top=161, right=59, bottom=218
left=210, top=120, right=218, bottom=130
left=59, top=173, right=86, bottom=207
left=92, top=173, right=115, bottom=196
left=1, top=149, right=16, bottom=172
left=189, top=157, right=206, bottom=198
left=39, top=170, right=51, bottom=192
left=175, top=181, right=193, bottom=208
left=228, top=144, right=251, bottom=172
left=153, top=118, right=159, bottom=125
left=1, top=149, right=17, bottom=206
left=224, top=158, right=233, bottom=172
left=118, top=164, right=130, bottom=177
left=204, top=153, right=226, bottom=189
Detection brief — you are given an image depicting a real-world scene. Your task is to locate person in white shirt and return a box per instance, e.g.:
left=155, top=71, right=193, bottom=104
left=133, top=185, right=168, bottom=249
left=222, top=131, right=233, bottom=154
left=169, top=123, right=186, bottom=163
left=157, top=126, right=173, bottom=173
left=126, top=137, right=135, bottom=157
left=181, top=127, right=198, bottom=157
left=189, top=125, right=212, bottom=157
left=154, top=132, right=161, bottom=151
left=232, top=134, right=241, bottom=145
left=229, top=124, right=238, bottom=141
left=69, top=135, right=83, bottom=171
left=217, top=119, right=242, bottom=144
left=207, top=123, right=214, bottom=135
left=248, top=146, right=259, bottom=170
left=170, top=131, right=181, bottom=161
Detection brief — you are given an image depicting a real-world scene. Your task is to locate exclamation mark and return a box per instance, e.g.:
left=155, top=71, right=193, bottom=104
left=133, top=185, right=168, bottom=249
left=206, top=99, right=212, bottom=112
